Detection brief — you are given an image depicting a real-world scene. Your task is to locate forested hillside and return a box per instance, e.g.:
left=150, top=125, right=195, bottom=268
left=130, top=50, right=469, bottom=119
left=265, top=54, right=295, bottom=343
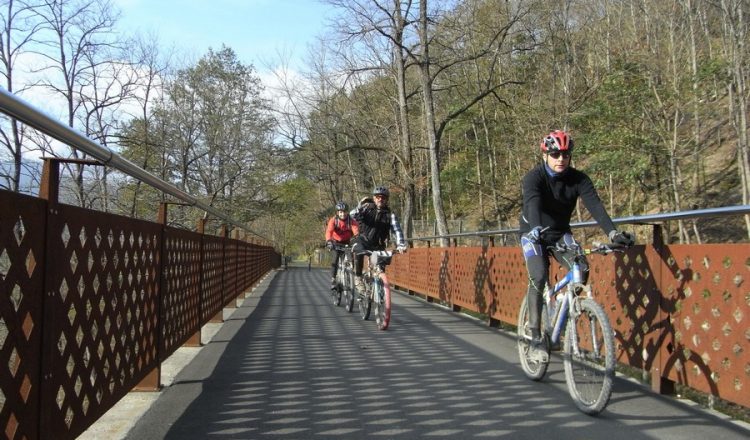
left=275, top=0, right=749, bottom=249
left=1, top=0, right=748, bottom=256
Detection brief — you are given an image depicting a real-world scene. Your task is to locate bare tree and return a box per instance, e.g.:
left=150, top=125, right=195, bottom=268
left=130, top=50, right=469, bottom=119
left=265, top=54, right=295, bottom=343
left=0, top=0, right=42, bottom=192
left=31, top=0, right=120, bottom=206
left=718, top=0, right=750, bottom=238
left=412, top=0, right=530, bottom=245
left=324, top=0, right=420, bottom=234
left=119, top=32, right=170, bottom=217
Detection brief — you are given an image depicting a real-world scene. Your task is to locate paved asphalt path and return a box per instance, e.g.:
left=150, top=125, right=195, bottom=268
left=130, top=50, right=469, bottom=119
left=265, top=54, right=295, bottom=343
left=125, top=266, right=750, bottom=439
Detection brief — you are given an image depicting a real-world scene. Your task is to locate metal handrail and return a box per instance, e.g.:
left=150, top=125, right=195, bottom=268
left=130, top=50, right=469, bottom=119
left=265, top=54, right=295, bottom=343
left=411, top=205, right=750, bottom=242
left=0, top=87, right=269, bottom=243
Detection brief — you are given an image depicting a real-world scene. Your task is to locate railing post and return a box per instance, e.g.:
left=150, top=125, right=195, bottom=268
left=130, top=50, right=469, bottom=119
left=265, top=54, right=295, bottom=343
left=198, top=217, right=219, bottom=324
left=220, top=224, right=232, bottom=310
left=39, top=158, right=60, bottom=205
left=208, top=224, right=227, bottom=323
left=36, top=158, right=60, bottom=438
left=133, top=204, right=167, bottom=391
left=649, top=223, right=675, bottom=395
left=231, top=229, right=245, bottom=305
left=484, top=236, right=500, bottom=327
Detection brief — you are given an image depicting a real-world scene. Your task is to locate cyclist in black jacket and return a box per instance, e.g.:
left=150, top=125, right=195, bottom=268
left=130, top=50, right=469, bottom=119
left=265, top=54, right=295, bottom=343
left=520, top=130, right=634, bottom=362
left=350, top=185, right=407, bottom=293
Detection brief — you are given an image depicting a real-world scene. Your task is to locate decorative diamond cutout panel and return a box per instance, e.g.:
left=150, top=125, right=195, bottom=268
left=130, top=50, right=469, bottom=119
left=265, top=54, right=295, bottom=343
left=160, top=228, right=202, bottom=360
left=40, top=204, right=160, bottom=439
left=200, top=236, right=225, bottom=325
left=386, top=241, right=750, bottom=410
left=0, top=190, right=45, bottom=440
left=655, top=244, right=750, bottom=408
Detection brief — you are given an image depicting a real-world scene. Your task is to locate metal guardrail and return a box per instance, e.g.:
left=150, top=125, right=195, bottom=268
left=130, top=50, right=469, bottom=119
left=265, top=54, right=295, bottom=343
left=411, top=205, right=750, bottom=242
left=0, top=87, right=268, bottom=242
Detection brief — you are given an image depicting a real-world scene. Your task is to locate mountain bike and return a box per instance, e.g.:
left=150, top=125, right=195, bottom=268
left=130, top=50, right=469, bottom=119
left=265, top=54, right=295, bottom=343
left=517, top=240, right=628, bottom=415
left=330, top=244, right=354, bottom=310
left=354, top=249, right=395, bottom=330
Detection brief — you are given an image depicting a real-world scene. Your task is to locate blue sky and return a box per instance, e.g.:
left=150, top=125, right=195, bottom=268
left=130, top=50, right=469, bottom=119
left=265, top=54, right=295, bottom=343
left=115, top=0, right=334, bottom=69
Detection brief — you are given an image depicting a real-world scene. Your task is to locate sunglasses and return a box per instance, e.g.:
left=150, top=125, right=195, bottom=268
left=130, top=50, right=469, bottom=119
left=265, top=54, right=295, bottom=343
left=374, top=195, right=387, bottom=200
left=548, top=151, right=571, bottom=159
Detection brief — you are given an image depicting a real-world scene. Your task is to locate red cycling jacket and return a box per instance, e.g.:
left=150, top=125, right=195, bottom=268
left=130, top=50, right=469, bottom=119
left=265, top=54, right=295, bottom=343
left=325, top=215, right=359, bottom=243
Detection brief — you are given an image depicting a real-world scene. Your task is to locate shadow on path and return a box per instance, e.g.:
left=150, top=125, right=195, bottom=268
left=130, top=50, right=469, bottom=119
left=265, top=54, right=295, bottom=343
left=126, top=267, right=749, bottom=440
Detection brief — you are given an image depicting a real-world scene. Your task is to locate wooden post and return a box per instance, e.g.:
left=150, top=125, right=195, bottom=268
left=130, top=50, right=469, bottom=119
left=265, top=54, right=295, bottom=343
left=649, top=224, right=675, bottom=395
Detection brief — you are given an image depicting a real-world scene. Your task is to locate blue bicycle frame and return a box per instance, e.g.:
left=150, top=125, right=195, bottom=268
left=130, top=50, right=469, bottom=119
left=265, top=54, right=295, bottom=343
left=548, top=260, right=584, bottom=345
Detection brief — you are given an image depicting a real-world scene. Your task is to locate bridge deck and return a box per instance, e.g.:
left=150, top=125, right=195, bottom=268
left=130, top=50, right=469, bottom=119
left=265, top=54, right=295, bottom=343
left=120, top=266, right=749, bottom=439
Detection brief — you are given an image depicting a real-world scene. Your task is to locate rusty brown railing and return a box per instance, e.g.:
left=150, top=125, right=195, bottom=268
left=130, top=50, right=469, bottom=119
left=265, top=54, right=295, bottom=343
left=0, top=179, right=279, bottom=439
left=387, top=230, right=749, bottom=410
left=0, top=88, right=281, bottom=439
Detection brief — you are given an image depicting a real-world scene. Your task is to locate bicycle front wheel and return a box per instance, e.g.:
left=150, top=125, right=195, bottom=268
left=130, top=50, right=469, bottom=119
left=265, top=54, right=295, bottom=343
left=563, top=298, right=615, bottom=415
left=374, top=275, right=391, bottom=330
left=343, top=270, right=354, bottom=312
left=332, top=272, right=343, bottom=306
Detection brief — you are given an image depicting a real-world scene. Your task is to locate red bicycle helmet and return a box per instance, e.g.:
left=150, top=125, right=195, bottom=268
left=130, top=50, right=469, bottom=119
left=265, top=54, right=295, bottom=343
left=540, top=130, right=574, bottom=153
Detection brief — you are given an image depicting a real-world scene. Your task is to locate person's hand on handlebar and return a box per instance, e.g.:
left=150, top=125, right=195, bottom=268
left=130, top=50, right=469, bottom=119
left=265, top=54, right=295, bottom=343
left=524, top=226, right=543, bottom=242
left=608, top=230, right=635, bottom=247
left=396, top=244, right=408, bottom=254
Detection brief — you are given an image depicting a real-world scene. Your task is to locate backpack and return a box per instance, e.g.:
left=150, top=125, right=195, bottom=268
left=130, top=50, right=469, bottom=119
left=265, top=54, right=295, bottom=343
left=334, top=216, right=352, bottom=230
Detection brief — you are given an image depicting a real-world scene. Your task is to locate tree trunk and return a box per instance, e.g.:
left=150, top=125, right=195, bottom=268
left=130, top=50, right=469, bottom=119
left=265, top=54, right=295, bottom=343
left=392, top=0, right=416, bottom=239
left=419, top=0, right=449, bottom=246
left=720, top=0, right=750, bottom=238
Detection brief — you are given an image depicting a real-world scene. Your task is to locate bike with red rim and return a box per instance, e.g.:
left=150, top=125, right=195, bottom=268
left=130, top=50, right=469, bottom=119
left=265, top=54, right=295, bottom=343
left=355, top=249, right=395, bottom=330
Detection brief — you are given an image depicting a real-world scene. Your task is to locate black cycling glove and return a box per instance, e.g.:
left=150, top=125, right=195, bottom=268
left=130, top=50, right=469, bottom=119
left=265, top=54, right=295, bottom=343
left=609, top=230, right=635, bottom=247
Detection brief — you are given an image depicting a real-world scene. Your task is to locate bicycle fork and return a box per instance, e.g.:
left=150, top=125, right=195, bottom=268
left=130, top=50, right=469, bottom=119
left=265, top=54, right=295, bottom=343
left=561, top=294, right=601, bottom=360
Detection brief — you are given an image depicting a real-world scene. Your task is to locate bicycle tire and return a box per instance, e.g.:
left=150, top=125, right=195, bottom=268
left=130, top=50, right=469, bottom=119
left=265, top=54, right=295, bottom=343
left=343, top=270, right=354, bottom=312
left=332, top=275, right=342, bottom=306
left=357, top=281, right=372, bottom=320
left=563, top=298, right=615, bottom=415
left=375, top=275, right=391, bottom=330
left=517, top=295, right=550, bottom=381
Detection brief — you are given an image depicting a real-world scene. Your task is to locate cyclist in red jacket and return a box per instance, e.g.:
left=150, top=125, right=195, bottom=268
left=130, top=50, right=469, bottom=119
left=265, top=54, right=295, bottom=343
left=325, top=201, right=359, bottom=289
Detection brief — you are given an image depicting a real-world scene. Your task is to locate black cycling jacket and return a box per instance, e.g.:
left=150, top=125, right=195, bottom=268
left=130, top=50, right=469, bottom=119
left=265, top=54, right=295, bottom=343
left=519, top=163, right=616, bottom=236
left=352, top=202, right=405, bottom=248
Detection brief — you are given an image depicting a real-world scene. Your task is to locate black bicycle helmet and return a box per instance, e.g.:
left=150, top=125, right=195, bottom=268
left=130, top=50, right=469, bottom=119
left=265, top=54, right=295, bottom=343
left=372, top=186, right=389, bottom=197
left=335, top=201, right=348, bottom=211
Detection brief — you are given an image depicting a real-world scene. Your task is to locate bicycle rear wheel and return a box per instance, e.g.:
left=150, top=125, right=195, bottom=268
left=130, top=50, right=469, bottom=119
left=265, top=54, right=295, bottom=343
left=563, top=298, right=615, bottom=415
left=374, top=275, right=391, bottom=330
left=517, top=295, right=550, bottom=380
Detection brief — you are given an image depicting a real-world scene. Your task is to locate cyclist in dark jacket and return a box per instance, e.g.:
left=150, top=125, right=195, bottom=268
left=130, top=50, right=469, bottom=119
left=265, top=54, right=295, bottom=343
left=520, top=130, right=634, bottom=362
left=350, top=185, right=407, bottom=293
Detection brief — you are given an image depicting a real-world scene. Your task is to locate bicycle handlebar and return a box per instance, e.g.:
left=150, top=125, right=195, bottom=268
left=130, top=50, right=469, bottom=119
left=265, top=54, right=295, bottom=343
left=359, top=249, right=395, bottom=256
left=545, top=241, right=630, bottom=255
left=331, top=243, right=353, bottom=252
left=587, top=242, right=630, bottom=254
